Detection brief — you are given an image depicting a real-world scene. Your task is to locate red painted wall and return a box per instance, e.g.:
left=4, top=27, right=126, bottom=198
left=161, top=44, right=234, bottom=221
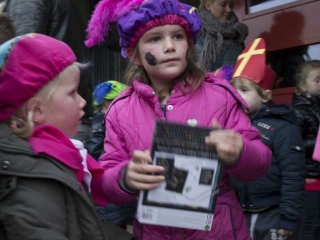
left=234, top=0, right=320, bottom=51
left=233, top=0, right=320, bottom=104
left=272, top=87, right=296, bottom=104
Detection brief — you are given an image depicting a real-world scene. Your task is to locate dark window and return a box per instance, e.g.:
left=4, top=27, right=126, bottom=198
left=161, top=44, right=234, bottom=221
left=267, top=42, right=320, bottom=88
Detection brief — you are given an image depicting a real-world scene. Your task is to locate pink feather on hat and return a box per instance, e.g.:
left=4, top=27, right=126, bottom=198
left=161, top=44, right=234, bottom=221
left=85, top=0, right=145, bottom=47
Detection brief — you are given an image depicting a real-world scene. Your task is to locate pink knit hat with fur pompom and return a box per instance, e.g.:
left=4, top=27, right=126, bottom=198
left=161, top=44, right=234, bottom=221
left=0, top=33, right=76, bottom=121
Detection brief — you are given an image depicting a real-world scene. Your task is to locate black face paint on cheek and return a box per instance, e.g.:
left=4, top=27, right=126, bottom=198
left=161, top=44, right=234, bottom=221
left=145, top=52, right=157, bottom=66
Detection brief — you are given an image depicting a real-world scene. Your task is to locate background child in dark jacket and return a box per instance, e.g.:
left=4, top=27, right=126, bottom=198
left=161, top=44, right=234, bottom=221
left=292, top=60, right=320, bottom=240
left=86, top=80, right=127, bottom=160
left=231, top=38, right=305, bottom=240
left=85, top=81, right=137, bottom=228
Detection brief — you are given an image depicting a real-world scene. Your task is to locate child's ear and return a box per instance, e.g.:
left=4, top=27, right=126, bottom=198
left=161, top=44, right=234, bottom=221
left=26, top=97, right=46, bottom=124
left=204, top=2, right=212, bottom=11
left=126, top=47, right=142, bottom=66
left=299, top=83, right=307, bottom=93
left=262, top=90, right=273, bottom=103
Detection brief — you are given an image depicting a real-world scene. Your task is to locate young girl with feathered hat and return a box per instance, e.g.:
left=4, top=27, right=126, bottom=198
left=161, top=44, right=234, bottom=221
left=86, top=0, right=271, bottom=239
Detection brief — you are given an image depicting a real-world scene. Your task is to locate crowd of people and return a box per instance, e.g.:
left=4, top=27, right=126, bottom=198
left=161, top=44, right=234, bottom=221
left=0, top=0, right=320, bottom=240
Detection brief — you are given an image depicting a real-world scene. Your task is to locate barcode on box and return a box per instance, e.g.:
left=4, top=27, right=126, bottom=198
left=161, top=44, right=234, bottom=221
left=142, top=209, right=153, bottom=220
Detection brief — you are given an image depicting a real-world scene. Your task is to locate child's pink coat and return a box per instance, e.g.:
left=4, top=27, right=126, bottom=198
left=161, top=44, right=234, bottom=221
left=313, top=128, right=320, bottom=162
left=100, top=73, right=272, bottom=240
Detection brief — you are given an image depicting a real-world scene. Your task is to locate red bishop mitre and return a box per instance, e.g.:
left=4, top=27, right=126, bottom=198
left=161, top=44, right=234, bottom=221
left=232, top=38, right=275, bottom=90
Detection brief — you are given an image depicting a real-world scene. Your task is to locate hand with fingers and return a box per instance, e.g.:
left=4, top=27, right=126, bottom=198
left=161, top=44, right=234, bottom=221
left=277, top=229, right=294, bottom=237
left=205, top=120, right=243, bottom=166
left=125, top=150, right=165, bottom=191
left=306, top=178, right=317, bottom=183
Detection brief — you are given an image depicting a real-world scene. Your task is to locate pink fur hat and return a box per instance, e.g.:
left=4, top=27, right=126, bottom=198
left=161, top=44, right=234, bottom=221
left=0, top=34, right=76, bottom=121
left=85, top=0, right=201, bottom=57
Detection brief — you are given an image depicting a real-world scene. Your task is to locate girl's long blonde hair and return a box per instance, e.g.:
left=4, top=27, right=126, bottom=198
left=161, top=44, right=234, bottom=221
left=198, top=0, right=216, bottom=10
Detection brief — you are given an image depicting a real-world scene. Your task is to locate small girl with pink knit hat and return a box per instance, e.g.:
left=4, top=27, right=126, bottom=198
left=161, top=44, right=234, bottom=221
left=86, top=0, right=271, bottom=239
left=0, top=34, right=134, bottom=240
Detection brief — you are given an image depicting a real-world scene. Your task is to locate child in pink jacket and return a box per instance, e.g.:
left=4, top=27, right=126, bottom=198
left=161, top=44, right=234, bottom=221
left=86, top=0, right=272, bottom=239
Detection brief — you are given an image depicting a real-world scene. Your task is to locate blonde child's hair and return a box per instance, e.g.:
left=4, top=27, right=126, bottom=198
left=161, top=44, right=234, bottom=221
left=10, top=63, right=87, bottom=138
left=123, top=39, right=205, bottom=95
left=10, top=107, right=34, bottom=139
left=295, top=60, right=320, bottom=95
left=231, top=77, right=271, bottom=100
left=199, top=0, right=216, bottom=10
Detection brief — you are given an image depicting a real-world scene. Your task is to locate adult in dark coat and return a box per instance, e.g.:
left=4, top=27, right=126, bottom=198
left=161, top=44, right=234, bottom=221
left=0, top=12, right=15, bottom=44
left=5, top=0, right=70, bottom=40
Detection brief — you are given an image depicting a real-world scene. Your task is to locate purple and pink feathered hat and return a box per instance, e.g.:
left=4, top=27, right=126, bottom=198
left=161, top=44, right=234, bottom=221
left=214, top=65, right=234, bottom=82
left=85, top=0, right=201, bottom=57
left=0, top=33, right=76, bottom=121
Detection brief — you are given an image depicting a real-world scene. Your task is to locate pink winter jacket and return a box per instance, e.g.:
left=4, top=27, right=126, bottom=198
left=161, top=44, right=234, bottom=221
left=99, top=73, right=271, bottom=240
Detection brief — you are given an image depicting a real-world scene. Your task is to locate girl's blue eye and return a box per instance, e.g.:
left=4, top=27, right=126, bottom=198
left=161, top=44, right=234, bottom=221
left=150, top=37, right=161, bottom=42
left=173, top=34, right=184, bottom=40
left=241, top=88, right=248, bottom=92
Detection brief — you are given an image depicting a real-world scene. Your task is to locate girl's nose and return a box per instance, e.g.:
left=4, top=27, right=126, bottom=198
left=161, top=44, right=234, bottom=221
left=164, top=38, right=175, bottom=53
left=226, top=4, right=233, bottom=12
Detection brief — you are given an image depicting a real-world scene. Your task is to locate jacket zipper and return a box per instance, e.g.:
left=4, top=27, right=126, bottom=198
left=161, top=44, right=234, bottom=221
left=160, top=104, right=167, bottom=119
